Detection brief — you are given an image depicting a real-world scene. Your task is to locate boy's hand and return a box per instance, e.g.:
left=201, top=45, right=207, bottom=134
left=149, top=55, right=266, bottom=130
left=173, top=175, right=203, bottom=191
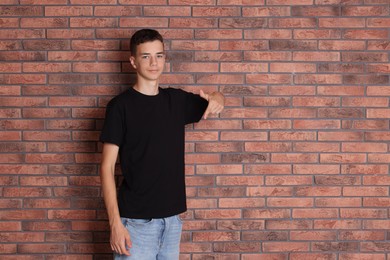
left=200, top=90, right=225, bottom=119
left=110, top=220, right=132, bottom=256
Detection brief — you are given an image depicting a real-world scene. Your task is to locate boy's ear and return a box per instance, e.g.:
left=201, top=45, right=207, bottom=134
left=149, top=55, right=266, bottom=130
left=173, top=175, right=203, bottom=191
left=129, top=56, right=137, bottom=69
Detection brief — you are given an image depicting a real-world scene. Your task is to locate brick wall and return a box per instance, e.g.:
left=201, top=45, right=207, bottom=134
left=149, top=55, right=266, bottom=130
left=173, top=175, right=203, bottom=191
left=0, top=0, right=389, bottom=259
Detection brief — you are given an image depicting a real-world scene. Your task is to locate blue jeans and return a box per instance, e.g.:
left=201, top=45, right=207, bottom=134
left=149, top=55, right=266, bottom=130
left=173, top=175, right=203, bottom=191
left=114, top=215, right=182, bottom=260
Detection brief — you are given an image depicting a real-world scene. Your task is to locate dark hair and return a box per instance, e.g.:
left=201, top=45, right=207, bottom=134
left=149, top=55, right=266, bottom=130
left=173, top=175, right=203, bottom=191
left=130, top=29, right=164, bottom=55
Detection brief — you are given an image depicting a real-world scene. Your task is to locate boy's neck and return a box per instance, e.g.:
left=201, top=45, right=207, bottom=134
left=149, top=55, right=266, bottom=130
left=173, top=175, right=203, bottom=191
left=133, top=80, right=159, bottom=96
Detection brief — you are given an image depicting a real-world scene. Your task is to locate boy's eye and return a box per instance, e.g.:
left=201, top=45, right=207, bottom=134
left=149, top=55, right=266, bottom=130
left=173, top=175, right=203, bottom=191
left=142, top=55, right=149, bottom=59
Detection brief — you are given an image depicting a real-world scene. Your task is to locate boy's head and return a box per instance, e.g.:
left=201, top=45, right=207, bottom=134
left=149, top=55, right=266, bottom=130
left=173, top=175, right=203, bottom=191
left=130, top=29, right=164, bottom=56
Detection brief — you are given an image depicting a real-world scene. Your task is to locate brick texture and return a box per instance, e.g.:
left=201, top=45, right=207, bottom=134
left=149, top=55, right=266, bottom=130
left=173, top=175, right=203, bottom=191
left=0, top=1, right=389, bottom=259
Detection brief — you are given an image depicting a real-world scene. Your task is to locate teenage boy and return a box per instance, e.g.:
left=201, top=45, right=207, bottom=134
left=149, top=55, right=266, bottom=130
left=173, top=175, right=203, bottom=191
left=100, top=29, right=225, bottom=259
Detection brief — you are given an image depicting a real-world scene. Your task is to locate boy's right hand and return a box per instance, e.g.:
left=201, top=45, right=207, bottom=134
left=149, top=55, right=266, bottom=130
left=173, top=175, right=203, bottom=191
left=110, top=221, right=132, bottom=256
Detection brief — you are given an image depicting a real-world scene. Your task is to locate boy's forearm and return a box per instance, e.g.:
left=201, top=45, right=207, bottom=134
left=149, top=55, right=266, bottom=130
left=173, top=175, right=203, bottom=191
left=100, top=167, right=121, bottom=227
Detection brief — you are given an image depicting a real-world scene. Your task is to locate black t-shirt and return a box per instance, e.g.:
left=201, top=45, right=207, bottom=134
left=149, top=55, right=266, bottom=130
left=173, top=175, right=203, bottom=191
left=100, top=87, right=208, bottom=219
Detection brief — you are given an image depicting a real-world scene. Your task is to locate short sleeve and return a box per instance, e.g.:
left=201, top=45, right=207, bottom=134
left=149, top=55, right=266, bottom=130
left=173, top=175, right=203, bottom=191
left=184, top=90, right=208, bottom=125
left=99, top=98, right=125, bottom=147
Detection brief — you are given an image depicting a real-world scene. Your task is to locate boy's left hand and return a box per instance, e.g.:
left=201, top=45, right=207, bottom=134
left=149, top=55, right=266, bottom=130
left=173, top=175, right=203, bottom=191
left=200, top=90, right=225, bottom=119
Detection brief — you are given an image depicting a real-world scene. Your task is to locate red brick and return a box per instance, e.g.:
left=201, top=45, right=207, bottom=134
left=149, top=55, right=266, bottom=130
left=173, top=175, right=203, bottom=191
left=344, top=187, right=388, bottom=197
left=20, top=176, right=67, bottom=186
left=0, top=197, right=21, bottom=209
left=144, top=6, right=190, bottom=16
left=292, top=6, right=340, bottom=16
left=314, top=220, right=361, bottom=230
left=368, top=18, right=390, bottom=28
left=367, top=64, right=390, bottom=73
left=21, top=18, right=67, bottom=28
left=268, top=198, right=313, bottom=208
left=0, top=6, right=43, bottom=16
left=293, top=164, right=340, bottom=174
left=294, top=29, right=341, bottom=39
left=193, top=231, right=239, bottom=242
left=319, top=63, right=364, bottom=73
left=316, top=198, right=361, bottom=207
left=263, top=242, right=310, bottom=252
left=266, top=175, right=314, bottom=185
left=69, top=176, right=100, bottom=186
left=0, top=210, right=46, bottom=220
left=319, top=40, right=366, bottom=50
left=71, top=0, right=116, bottom=3
left=1, top=120, right=45, bottom=130
left=315, top=176, right=360, bottom=185
left=244, top=29, right=292, bottom=39
left=24, top=198, right=70, bottom=209
left=320, top=18, right=365, bottom=27
left=169, top=17, right=218, bottom=28
left=291, top=231, right=337, bottom=241
left=217, top=176, right=264, bottom=186
left=293, top=52, right=340, bottom=61
left=120, top=17, right=168, bottom=28
left=220, top=41, right=268, bottom=51
left=94, top=6, right=141, bottom=16
left=171, top=40, right=219, bottom=51
left=317, top=86, right=365, bottom=96
left=318, top=108, right=364, bottom=118
left=196, top=29, right=242, bottom=39
left=0, top=74, right=46, bottom=84
left=245, top=142, right=292, bottom=152
left=270, top=63, right=316, bottom=72
left=290, top=253, right=336, bottom=260
left=23, top=63, right=71, bottom=73
left=25, top=153, right=74, bottom=163
left=268, top=0, right=313, bottom=4
left=367, top=154, right=390, bottom=163
left=270, top=18, right=316, bottom=28
left=18, top=244, right=65, bottom=254
left=321, top=153, right=366, bottom=163
left=196, top=164, right=242, bottom=174
left=120, top=0, right=166, bottom=5
left=363, top=176, right=390, bottom=185
left=245, top=164, right=291, bottom=175
left=48, top=51, right=96, bottom=61
left=342, top=52, right=388, bottom=62
left=341, top=209, right=387, bottom=218
left=244, top=120, right=291, bottom=129
left=247, top=74, right=292, bottom=84
left=367, top=40, right=390, bottom=50
left=71, top=40, right=120, bottom=50
left=219, top=18, right=266, bottom=28
left=339, top=254, right=385, bottom=260
left=297, top=187, right=342, bottom=197
left=0, top=85, right=21, bottom=95
left=192, top=7, right=240, bottom=17
left=342, top=6, right=389, bottom=16
left=0, top=244, right=17, bottom=254
left=72, top=221, right=109, bottom=231
left=344, top=29, right=388, bottom=39
left=48, top=210, right=95, bottom=220
left=294, top=142, right=340, bottom=152
left=0, top=0, right=18, bottom=4
left=0, top=18, right=19, bottom=27
left=21, top=0, right=67, bottom=3
left=293, top=209, right=338, bottom=218
left=269, top=108, right=316, bottom=118
left=45, top=6, right=92, bottom=16
left=342, top=164, right=388, bottom=175
left=293, top=97, right=340, bottom=107
left=247, top=187, right=293, bottom=197
left=243, top=6, right=290, bottom=16
left=266, top=219, right=312, bottom=230
left=47, top=29, right=94, bottom=39
left=198, top=187, right=246, bottom=198
left=269, top=86, right=315, bottom=96
left=48, top=74, right=97, bottom=84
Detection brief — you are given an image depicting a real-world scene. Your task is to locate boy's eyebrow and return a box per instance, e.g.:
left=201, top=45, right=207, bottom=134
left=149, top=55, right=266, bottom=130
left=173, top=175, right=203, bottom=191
left=140, top=51, right=165, bottom=55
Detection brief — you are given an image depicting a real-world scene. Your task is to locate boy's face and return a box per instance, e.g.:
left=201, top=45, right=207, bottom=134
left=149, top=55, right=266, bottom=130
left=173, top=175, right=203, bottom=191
left=130, top=40, right=165, bottom=82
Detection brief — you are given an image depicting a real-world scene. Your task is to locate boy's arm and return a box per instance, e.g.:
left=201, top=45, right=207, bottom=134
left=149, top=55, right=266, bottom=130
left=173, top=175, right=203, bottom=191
left=100, top=143, right=131, bottom=256
left=200, top=90, right=225, bottom=119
